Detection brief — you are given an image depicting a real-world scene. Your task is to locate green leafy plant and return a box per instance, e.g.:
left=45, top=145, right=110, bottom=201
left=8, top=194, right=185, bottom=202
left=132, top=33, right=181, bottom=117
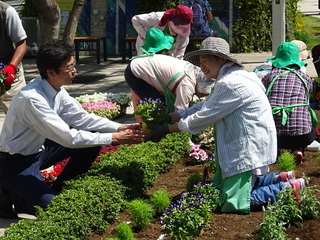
left=316, top=152, right=320, bottom=165
left=192, top=182, right=220, bottom=212
left=149, top=189, right=171, bottom=215
left=115, top=222, right=135, bottom=240
left=274, top=189, right=303, bottom=226
left=89, top=133, right=191, bottom=198
left=255, top=189, right=301, bottom=240
left=160, top=182, right=220, bottom=239
left=255, top=186, right=320, bottom=240
left=277, top=151, right=296, bottom=172
left=233, top=0, right=300, bottom=52
left=2, top=176, right=126, bottom=239
left=134, top=98, right=169, bottom=128
left=256, top=210, right=289, bottom=240
left=127, top=199, right=154, bottom=230
left=299, top=188, right=320, bottom=220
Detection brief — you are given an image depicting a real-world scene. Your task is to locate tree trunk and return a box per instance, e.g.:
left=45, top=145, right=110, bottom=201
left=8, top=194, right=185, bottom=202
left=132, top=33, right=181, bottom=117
left=33, top=0, right=61, bottom=45
left=63, top=0, right=87, bottom=45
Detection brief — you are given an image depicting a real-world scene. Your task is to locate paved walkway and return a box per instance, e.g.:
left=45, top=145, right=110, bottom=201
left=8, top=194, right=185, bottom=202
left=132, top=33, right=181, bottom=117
left=0, top=0, right=319, bottom=236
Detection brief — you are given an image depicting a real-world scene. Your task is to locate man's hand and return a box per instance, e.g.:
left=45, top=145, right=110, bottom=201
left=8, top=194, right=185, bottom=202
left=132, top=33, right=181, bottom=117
left=2, top=64, right=16, bottom=85
left=145, top=125, right=171, bottom=142
left=112, top=124, right=147, bottom=145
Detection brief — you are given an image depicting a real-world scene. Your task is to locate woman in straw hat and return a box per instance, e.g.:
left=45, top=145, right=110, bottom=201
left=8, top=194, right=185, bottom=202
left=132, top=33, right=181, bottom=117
left=261, top=41, right=316, bottom=164
left=147, top=37, right=305, bottom=213
left=131, top=5, right=193, bottom=60
left=125, top=28, right=215, bottom=122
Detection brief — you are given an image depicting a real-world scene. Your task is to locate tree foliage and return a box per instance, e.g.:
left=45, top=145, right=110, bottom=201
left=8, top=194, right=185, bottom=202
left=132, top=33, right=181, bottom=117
left=21, top=0, right=86, bottom=45
left=233, top=0, right=301, bottom=53
left=137, top=0, right=180, bottom=13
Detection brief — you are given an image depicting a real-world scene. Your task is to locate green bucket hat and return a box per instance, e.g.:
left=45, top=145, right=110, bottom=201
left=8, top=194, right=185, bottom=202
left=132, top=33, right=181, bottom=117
left=140, top=28, right=174, bottom=54
left=267, top=42, right=307, bottom=68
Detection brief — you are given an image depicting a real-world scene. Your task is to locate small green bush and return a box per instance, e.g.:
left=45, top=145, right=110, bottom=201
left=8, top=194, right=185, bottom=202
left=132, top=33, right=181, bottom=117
left=256, top=211, right=289, bottom=240
left=115, top=222, right=135, bottom=240
left=299, top=188, right=320, bottom=219
left=127, top=199, right=154, bottom=230
left=256, top=186, right=320, bottom=239
left=149, top=189, right=171, bottom=215
left=89, top=133, right=191, bottom=198
left=1, top=132, right=191, bottom=239
left=2, top=176, right=126, bottom=240
left=277, top=151, right=296, bottom=172
left=1, top=219, right=78, bottom=240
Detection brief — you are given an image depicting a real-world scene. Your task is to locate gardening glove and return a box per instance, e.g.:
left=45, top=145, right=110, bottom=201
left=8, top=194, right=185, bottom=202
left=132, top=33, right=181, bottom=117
left=145, top=125, right=171, bottom=143
left=2, top=64, right=16, bottom=85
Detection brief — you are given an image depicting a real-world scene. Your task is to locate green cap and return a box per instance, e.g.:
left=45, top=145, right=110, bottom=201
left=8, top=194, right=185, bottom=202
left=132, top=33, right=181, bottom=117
left=267, top=42, right=307, bottom=68
left=140, top=28, right=174, bottom=53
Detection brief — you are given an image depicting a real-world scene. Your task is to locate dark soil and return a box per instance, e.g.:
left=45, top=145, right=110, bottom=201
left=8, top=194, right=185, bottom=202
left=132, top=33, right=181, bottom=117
left=88, top=111, right=320, bottom=240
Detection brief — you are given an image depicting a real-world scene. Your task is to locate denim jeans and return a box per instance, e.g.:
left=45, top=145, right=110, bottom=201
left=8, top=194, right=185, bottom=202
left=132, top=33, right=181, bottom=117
left=0, top=139, right=101, bottom=215
left=250, top=172, right=283, bottom=211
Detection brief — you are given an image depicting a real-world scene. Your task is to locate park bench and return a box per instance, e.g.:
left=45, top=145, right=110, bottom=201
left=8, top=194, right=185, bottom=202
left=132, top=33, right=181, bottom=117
left=74, top=36, right=107, bottom=64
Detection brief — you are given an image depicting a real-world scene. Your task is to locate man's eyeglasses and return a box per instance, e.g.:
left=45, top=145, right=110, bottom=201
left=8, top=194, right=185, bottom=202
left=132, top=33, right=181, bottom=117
left=60, top=63, right=76, bottom=72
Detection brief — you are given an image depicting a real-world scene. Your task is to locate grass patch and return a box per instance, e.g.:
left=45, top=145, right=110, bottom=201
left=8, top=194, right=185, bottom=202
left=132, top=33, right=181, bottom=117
left=296, top=14, right=320, bottom=50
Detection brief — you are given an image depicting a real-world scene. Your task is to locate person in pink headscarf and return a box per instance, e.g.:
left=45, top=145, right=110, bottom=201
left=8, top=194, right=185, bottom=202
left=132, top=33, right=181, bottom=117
left=131, top=5, right=193, bottom=60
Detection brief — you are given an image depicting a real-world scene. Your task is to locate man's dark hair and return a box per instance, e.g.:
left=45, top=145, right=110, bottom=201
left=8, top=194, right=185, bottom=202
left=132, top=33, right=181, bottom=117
left=36, top=40, right=74, bottom=79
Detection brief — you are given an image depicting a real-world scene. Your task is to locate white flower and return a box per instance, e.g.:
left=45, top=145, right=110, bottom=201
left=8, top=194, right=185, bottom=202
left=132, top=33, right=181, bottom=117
left=104, top=92, right=131, bottom=107
left=75, top=92, right=132, bottom=108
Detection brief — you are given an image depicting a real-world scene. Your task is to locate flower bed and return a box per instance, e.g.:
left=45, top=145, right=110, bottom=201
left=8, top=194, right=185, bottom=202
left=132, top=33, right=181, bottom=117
left=42, top=145, right=119, bottom=184
left=75, top=92, right=131, bottom=118
left=81, top=101, right=120, bottom=119
left=2, top=133, right=192, bottom=239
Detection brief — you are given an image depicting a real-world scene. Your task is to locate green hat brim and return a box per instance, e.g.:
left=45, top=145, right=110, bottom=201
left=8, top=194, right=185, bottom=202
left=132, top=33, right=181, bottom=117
left=140, top=35, right=174, bottom=53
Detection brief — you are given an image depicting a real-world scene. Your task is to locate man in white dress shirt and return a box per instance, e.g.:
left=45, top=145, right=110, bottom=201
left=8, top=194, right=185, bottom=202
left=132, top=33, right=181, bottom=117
left=0, top=40, right=146, bottom=218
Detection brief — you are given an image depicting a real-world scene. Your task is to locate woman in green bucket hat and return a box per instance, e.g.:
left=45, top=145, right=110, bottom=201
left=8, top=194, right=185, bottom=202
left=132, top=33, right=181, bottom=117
left=131, top=5, right=193, bottom=60
left=140, top=28, right=174, bottom=54
left=262, top=41, right=316, bottom=164
left=125, top=28, right=215, bottom=123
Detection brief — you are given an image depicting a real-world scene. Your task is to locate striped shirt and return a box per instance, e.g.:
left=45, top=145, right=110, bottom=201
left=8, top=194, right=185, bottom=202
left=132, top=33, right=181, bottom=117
left=261, top=68, right=313, bottom=136
left=177, top=63, right=277, bottom=178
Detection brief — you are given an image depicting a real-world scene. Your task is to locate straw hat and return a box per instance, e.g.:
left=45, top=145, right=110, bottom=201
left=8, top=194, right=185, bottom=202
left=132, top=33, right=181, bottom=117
left=184, top=37, right=243, bottom=67
left=159, top=5, right=193, bottom=38
left=267, top=42, right=307, bottom=68
left=140, top=28, right=174, bottom=53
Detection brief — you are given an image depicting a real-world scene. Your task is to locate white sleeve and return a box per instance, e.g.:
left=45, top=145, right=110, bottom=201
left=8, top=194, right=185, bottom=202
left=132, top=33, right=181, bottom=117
left=131, top=12, right=164, bottom=39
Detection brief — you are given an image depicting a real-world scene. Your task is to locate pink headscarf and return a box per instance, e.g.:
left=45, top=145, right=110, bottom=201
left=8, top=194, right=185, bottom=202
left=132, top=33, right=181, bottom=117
left=159, top=5, right=193, bottom=38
